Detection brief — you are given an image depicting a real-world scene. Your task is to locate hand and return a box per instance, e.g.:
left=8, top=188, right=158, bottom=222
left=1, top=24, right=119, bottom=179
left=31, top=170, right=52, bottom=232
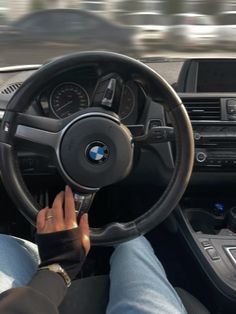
left=36, top=186, right=90, bottom=255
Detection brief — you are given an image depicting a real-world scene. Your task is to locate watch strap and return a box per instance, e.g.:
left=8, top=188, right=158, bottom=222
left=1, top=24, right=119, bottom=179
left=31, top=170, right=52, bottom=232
left=39, top=263, right=71, bottom=287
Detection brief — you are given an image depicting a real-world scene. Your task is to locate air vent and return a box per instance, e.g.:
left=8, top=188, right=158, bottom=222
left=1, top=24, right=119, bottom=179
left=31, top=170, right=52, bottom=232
left=0, top=82, right=22, bottom=95
left=182, top=97, right=221, bottom=121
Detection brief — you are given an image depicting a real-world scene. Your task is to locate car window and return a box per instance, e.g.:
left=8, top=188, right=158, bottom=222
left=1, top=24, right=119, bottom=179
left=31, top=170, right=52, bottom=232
left=52, top=12, right=97, bottom=31
left=80, top=1, right=106, bottom=12
left=14, top=14, right=48, bottom=31
left=217, top=14, right=236, bottom=25
left=120, top=14, right=165, bottom=26
left=171, top=15, right=210, bottom=25
left=44, top=13, right=69, bottom=32
left=170, top=15, right=189, bottom=25
left=196, top=16, right=212, bottom=25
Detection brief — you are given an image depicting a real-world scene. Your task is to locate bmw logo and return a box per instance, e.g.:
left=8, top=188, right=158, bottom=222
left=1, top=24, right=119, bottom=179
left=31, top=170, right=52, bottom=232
left=86, top=142, right=109, bottom=164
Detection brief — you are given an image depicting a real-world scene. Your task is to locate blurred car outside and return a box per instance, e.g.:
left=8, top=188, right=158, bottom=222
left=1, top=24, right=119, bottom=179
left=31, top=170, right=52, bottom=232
left=166, top=13, right=217, bottom=51
left=118, top=12, right=167, bottom=53
left=78, top=1, right=107, bottom=17
left=216, top=11, right=236, bottom=50
left=0, top=9, right=140, bottom=61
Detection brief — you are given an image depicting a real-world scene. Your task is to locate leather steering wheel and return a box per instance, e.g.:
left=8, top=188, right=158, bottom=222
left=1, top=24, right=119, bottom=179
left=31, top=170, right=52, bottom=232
left=0, top=52, right=194, bottom=246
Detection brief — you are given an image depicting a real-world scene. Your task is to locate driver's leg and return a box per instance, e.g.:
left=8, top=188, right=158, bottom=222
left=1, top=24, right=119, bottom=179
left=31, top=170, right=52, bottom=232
left=0, top=234, right=39, bottom=293
left=107, top=236, right=187, bottom=314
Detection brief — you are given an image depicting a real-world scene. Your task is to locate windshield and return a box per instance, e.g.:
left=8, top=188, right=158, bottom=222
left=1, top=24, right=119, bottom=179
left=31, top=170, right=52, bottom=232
left=0, top=1, right=233, bottom=66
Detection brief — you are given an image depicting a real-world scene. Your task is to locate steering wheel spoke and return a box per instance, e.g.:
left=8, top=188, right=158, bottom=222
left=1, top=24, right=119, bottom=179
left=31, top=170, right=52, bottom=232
left=16, top=112, right=68, bottom=132
left=14, top=113, right=77, bottom=149
left=15, top=123, right=60, bottom=151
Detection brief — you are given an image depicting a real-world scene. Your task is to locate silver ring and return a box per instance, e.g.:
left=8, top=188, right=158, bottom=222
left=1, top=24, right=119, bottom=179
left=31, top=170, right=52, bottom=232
left=45, top=215, right=53, bottom=220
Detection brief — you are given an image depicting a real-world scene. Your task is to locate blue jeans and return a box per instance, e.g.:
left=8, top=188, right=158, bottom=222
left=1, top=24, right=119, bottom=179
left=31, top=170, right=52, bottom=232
left=0, top=234, right=186, bottom=313
left=0, top=234, right=39, bottom=293
left=107, top=236, right=187, bottom=314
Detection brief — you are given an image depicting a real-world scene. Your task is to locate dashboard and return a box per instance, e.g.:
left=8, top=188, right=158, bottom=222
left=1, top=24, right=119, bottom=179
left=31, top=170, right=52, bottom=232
left=1, top=58, right=236, bottom=187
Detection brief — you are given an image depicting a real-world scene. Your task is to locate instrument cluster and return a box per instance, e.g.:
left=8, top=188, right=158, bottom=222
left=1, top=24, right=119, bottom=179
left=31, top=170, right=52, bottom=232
left=36, top=72, right=139, bottom=124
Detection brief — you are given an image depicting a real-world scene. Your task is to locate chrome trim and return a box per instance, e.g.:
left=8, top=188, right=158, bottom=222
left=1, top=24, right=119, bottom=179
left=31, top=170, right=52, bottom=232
left=225, top=247, right=236, bottom=266
left=191, top=120, right=236, bottom=125
left=0, top=65, right=41, bottom=72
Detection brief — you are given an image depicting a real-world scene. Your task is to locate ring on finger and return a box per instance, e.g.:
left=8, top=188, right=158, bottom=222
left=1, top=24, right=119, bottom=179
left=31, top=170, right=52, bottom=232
left=45, top=214, right=53, bottom=220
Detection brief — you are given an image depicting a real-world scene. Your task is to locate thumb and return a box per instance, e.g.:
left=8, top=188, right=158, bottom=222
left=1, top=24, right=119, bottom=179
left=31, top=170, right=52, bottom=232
left=79, top=214, right=90, bottom=255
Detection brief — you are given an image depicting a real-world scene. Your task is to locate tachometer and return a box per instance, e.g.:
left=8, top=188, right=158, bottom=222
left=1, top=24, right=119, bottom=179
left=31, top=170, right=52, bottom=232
left=50, top=82, right=89, bottom=118
left=119, top=85, right=135, bottom=120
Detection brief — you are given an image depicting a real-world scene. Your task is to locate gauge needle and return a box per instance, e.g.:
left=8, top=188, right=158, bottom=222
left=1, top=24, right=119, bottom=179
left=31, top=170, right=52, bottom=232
left=57, top=100, right=73, bottom=111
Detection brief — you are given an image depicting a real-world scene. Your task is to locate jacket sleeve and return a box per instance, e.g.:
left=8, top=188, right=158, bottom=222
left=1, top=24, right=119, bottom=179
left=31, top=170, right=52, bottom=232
left=0, top=228, right=85, bottom=313
left=36, top=227, right=85, bottom=280
left=0, top=270, right=67, bottom=314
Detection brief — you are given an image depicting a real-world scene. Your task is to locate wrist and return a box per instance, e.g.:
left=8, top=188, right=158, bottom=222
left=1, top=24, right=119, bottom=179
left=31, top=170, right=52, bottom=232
left=39, top=263, right=71, bottom=287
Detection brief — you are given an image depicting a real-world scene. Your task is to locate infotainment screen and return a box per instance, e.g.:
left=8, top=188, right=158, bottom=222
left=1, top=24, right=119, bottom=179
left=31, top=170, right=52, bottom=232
left=197, top=61, right=236, bottom=92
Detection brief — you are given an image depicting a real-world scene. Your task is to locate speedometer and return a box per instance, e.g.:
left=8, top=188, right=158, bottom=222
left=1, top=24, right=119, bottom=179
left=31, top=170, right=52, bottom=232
left=50, top=82, right=89, bottom=118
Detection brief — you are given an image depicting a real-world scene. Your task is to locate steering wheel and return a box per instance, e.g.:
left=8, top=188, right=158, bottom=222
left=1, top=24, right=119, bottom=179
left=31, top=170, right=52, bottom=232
left=0, top=52, right=194, bottom=246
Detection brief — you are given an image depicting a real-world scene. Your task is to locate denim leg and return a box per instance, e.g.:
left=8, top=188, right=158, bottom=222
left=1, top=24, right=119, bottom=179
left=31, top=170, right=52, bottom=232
left=0, top=234, right=39, bottom=293
left=106, top=236, right=187, bottom=314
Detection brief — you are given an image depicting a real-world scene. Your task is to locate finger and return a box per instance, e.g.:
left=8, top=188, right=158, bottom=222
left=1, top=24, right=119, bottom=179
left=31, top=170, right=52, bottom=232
left=36, top=208, right=47, bottom=233
left=51, top=191, right=65, bottom=227
left=64, top=186, right=77, bottom=227
left=79, top=214, right=90, bottom=255
left=43, top=208, right=56, bottom=233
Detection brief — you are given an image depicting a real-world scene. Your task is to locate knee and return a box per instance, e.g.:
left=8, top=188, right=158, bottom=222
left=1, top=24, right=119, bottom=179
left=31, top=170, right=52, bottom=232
left=111, top=235, right=153, bottom=261
left=119, top=235, right=151, bottom=249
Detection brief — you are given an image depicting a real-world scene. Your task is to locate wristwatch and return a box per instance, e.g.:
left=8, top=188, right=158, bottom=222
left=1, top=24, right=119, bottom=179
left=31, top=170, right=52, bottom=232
left=39, top=263, right=71, bottom=287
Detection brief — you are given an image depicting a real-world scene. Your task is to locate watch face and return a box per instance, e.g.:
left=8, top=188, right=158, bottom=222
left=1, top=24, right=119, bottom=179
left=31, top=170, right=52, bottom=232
left=50, top=264, right=62, bottom=272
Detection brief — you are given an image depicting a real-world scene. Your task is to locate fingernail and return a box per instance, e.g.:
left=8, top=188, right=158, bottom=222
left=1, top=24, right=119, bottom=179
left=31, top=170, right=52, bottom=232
left=65, top=185, right=69, bottom=192
left=83, top=213, right=88, bottom=222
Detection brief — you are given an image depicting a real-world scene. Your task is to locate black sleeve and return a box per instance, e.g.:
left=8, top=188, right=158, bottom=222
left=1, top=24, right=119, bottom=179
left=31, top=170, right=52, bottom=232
left=0, top=228, right=86, bottom=313
left=36, top=227, right=85, bottom=280
left=0, top=270, right=67, bottom=314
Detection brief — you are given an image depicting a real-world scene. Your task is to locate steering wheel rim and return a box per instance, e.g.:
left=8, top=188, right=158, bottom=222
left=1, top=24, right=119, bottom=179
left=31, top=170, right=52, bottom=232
left=0, top=51, right=194, bottom=246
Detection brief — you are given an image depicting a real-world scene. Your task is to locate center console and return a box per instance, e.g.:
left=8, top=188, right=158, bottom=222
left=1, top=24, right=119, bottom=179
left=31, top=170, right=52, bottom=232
left=176, top=204, right=236, bottom=304
left=174, top=59, right=236, bottom=310
left=177, top=59, right=236, bottom=173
